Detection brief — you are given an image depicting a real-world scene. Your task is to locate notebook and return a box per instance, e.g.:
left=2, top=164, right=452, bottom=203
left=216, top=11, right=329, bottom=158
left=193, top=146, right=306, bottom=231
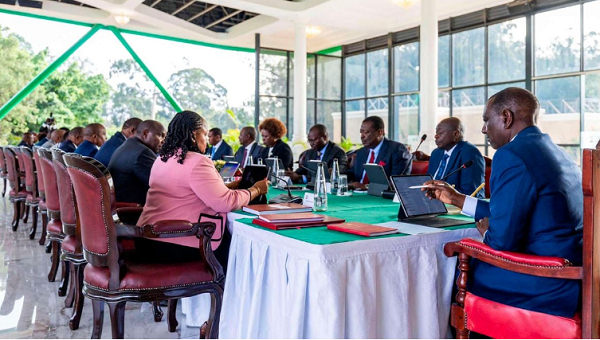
left=242, top=203, right=312, bottom=215
left=327, top=222, right=399, bottom=237
left=253, top=215, right=345, bottom=230
left=259, top=212, right=324, bottom=223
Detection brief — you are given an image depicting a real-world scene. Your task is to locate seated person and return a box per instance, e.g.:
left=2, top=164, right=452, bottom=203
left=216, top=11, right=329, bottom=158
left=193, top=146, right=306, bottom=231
left=206, top=128, right=233, bottom=160
left=259, top=117, right=293, bottom=170
left=17, top=132, right=34, bottom=149
left=108, top=120, right=166, bottom=206
left=285, top=124, right=347, bottom=184
left=427, top=117, right=485, bottom=198
left=137, top=111, right=268, bottom=269
left=41, top=127, right=68, bottom=149
left=235, top=126, right=264, bottom=168
left=345, top=116, right=412, bottom=189
left=425, top=87, right=582, bottom=317
left=95, top=117, right=141, bottom=166
left=58, top=127, right=84, bottom=153
left=74, top=123, right=107, bottom=157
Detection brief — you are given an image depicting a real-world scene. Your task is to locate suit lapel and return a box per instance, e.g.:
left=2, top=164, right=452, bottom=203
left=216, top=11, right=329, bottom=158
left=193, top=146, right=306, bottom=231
left=445, top=141, right=465, bottom=174
left=375, top=139, right=389, bottom=165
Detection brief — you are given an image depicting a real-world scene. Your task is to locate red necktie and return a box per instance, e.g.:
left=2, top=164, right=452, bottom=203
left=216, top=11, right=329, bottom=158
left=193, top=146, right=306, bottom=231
left=363, top=150, right=375, bottom=184
left=242, top=148, right=248, bottom=167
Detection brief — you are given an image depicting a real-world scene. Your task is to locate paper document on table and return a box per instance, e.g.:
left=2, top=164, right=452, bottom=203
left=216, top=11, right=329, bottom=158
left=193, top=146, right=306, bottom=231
left=377, top=221, right=449, bottom=235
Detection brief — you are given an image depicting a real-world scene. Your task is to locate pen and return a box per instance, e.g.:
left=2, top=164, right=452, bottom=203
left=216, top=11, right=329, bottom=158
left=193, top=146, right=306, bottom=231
left=470, top=183, right=485, bottom=197
left=409, top=185, right=431, bottom=189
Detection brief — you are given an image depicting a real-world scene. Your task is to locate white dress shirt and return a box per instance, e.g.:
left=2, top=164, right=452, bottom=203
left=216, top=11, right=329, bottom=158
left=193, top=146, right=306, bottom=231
left=360, top=139, right=385, bottom=184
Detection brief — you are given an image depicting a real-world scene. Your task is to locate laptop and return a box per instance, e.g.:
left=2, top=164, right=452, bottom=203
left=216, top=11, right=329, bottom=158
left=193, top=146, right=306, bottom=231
left=389, top=174, right=472, bottom=228
left=363, top=164, right=391, bottom=197
left=223, top=155, right=235, bottom=162
left=219, top=162, right=240, bottom=179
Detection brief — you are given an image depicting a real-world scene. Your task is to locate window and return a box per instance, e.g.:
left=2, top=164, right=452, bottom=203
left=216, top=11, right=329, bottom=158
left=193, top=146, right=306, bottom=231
left=317, top=56, right=341, bottom=100
left=584, top=1, right=600, bottom=71
left=451, top=87, right=486, bottom=144
left=488, top=18, right=526, bottom=83
left=535, top=6, right=581, bottom=76
left=317, top=101, right=342, bottom=142
left=535, top=76, right=581, bottom=146
left=438, top=35, right=450, bottom=88
left=452, top=27, right=485, bottom=87
left=345, top=54, right=365, bottom=99
left=345, top=100, right=366, bottom=145
left=367, top=49, right=389, bottom=97
left=394, top=42, right=419, bottom=93
left=394, top=94, right=419, bottom=145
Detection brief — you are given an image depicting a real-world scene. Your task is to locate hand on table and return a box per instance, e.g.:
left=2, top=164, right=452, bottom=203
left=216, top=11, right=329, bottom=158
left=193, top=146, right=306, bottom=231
left=476, top=217, right=489, bottom=237
left=421, top=180, right=466, bottom=209
left=350, top=182, right=366, bottom=190
left=284, top=169, right=301, bottom=183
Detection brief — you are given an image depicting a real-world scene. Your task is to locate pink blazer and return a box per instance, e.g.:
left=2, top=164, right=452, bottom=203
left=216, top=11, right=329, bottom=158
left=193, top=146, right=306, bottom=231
left=137, top=151, right=250, bottom=249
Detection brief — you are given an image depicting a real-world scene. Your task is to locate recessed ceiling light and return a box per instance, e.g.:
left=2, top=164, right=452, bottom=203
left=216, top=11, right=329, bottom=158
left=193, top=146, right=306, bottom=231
left=114, top=13, right=131, bottom=25
left=305, top=26, right=322, bottom=38
left=392, top=0, right=419, bottom=8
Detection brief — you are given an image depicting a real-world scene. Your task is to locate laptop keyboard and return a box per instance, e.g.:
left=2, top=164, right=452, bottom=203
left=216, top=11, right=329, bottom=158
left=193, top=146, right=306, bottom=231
left=402, top=216, right=471, bottom=228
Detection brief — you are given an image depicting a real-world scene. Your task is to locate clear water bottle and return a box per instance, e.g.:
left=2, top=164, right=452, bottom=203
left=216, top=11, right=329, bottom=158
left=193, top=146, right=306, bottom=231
left=330, top=158, right=340, bottom=195
left=314, top=162, right=328, bottom=212
left=257, top=158, right=263, bottom=165
left=247, top=155, right=253, bottom=166
left=271, top=156, right=279, bottom=186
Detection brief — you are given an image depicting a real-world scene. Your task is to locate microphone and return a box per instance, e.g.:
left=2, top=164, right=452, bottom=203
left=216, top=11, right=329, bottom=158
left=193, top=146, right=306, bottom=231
left=440, top=160, right=474, bottom=181
left=268, top=174, right=303, bottom=204
left=402, top=134, right=427, bottom=175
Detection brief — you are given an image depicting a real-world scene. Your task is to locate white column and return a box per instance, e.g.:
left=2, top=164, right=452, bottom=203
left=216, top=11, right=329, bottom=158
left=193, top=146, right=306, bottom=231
left=293, top=22, right=307, bottom=144
left=419, top=0, right=438, bottom=153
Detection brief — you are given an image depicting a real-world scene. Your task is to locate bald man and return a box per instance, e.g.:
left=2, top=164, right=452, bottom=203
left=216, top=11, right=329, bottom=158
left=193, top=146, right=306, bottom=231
left=59, top=127, right=84, bottom=153
left=426, top=87, right=583, bottom=318
left=74, top=123, right=107, bottom=157
left=426, top=117, right=485, bottom=198
left=108, top=120, right=166, bottom=205
left=95, top=117, right=142, bottom=166
left=41, top=127, right=68, bottom=149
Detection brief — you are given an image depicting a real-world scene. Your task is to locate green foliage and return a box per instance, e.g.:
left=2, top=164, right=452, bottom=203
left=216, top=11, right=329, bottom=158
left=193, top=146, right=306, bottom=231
left=340, top=137, right=354, bottom=152
left=222, top=129, right=241, bottom=153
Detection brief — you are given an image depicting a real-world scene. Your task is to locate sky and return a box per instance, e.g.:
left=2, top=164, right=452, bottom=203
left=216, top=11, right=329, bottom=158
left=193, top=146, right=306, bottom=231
left=0, top=12, right=256, bottom=108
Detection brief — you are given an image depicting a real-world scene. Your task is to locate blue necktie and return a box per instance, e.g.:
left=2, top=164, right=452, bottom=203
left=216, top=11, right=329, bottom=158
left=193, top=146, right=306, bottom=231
left=211, top=147, right=216, bottom=159
left=436, top=153, right=450, bottom=180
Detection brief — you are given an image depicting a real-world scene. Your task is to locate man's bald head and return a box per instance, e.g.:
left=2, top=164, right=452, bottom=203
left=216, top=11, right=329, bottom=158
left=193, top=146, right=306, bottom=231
left=122, top=117, right=142, bottom=138
left=435, top=117, right=464, bottom=151
left=84, top=123, right=107, bottom=147
left=51, top=128, right=68, bottom=143
left=136, top=120, right=166, bottom=153
left=68, top=127, right=84, bottom=146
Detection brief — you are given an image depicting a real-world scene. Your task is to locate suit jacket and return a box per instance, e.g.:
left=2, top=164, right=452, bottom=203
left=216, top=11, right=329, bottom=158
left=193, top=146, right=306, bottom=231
left=74, top=140, right=99, bottom=158
left=234, top=142, right=264, bottom=166
left=260, top=139, right=294, bottom=170
left=207, top=140, right=233, bottom=161
left=17, top=141, right=32, bottom=149
left=35, top=137, right=47, bottom=147
left=108, top=137, right=157, bottom=206
left=58, top=140, right=77, bottom=153
left=345, top=138, right=412, bottom=182
left=427, top=140, right=485, bottom=198
left=95, top=132, right=126, bottom=166
left=470, top=126, right=583, bottom=317
left=295, top=141, right=348, bottom=182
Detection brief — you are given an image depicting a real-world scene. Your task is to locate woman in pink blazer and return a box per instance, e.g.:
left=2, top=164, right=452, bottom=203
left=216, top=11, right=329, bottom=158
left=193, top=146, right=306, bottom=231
left=137, top=111, right=269, bottom=268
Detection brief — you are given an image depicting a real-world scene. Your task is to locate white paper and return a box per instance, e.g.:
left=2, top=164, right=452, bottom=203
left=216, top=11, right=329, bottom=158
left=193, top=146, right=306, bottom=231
left=377, top=221, right=448, bottom=235
left=303, top=193, right=315, bottom=207
left=269, top=204, right=292, bottom=209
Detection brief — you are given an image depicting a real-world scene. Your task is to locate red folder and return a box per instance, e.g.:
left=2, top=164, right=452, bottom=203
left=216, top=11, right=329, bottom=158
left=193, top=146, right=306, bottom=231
left=252, top=215, right=346, bottom=230
left=327, top=222, right=398, bottom=237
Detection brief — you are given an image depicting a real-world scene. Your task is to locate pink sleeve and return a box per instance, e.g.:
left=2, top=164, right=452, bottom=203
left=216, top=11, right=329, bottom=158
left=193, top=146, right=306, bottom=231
left=189, top=157, right=251, bottom=212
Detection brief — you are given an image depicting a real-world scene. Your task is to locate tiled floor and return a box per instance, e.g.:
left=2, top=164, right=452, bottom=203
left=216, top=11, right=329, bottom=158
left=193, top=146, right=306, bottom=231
left=0, top=194, right=203, bottom=339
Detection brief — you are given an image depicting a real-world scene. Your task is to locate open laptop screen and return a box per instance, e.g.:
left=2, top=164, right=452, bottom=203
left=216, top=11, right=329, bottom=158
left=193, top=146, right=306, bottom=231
left=219, top=162, right=239, bottom=178
left=390, top=175, right=448, bottom=218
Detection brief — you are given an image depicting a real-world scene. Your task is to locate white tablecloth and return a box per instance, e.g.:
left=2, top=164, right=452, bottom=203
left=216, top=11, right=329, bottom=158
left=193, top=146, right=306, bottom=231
left=209, top=214, right=480, bottom=339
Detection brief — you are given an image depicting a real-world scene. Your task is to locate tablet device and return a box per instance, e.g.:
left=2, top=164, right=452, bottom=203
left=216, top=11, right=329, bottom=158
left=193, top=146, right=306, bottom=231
left=363, top=164, right=391, bottom=197
left=239, top=165, right=270, bottom=190
left=265, top=157, right=285, bottom=172
left=307, top=160, right=330, bottom=180
left=219, top=162, right=239, bottom=179
left=223, top=155, right=235, bottom=162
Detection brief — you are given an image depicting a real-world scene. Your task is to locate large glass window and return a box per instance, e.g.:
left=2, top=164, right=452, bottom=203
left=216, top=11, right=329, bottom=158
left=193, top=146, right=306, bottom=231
left=583, top=73, right=600, bottom=149
left=535, top=76, right=581, bottom=145
left=367, top=49, right=389, bottom=97
left=260, top=50, right=288, bottom=96
left=452, top=27, right=485, bottom=87
left=317, top=101, right=342, bottom=142
left=345, top=54, right=366, bottom=99
left=535, top=5, right=581, bottom=76
left=451, top=87, right=486, bottom=144
left=584, top=1, right=600, bottom=71
left=394, top=94, right=419, bottom=145
left=345, top=100, right=366, bottom=144
left=438, top=35, right=450, bottom=88
left=488, top=18, right=526, bottom=83
left=394, top=42, right=419, bottom=93
left=317, top=56, right=342, bottom=100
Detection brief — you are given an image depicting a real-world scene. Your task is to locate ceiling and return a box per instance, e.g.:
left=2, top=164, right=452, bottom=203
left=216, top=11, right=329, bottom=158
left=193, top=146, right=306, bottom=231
left=0, top=0, right=514, bottom=52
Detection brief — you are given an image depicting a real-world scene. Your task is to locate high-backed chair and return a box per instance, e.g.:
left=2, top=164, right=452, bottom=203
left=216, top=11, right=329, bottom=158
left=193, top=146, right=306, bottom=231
left=64, top=153, right=225, bottom=339
left=4, top=147, right=27, bottom=231
left=38, top=148, right=70, bottom=296
left=32, top=146, right=49, bottom=246
left=483, top=156, right=492, bottom=199
left=0, top=146, right=8, bottom=197
left=443, top=148, right=600, bottom=338
left=411, top=160, right=429, bottom=174
left=20, top=147, right=41, bottom=239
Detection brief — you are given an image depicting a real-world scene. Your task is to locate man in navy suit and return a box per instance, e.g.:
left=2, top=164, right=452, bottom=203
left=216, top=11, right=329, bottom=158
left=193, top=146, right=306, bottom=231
left=108, top=120, right=166, bottom=205
left=427, top=117, right=485, bottom=198
left=234, top=126, right=264, bottom=167
left=345, top=116, right=412, bottom=189
left=58, top=127, right=84, bottom=153
left=17, top=132, right=34, bottom=149
left=207, top=128, right=233, bottom=160
left=426, top=87, right=583, bottom=317
left=74, top=123, right=107, bottom=158
left=95, top=117, right=141, bottom=166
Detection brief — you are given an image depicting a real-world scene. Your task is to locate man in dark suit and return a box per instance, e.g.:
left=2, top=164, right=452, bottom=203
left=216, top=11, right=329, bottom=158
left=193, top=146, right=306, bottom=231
left=74, top=123, right=107, bottom=158
left=345, top=116, right=412, bottom=189
left=427, top=117, right=485, bottom=198
left=58, top=127, right=83, bottom=153
left=17, top=132, right=34, bottom=149
left=234, top=126, right=264, bottom=167
left=285, top=124, right=347, bottom=183
left=426, top=87, right=583, bottom=317
left=95, top=117, right=141, bottom=166
left=108, top=120, right=166, bottom=205
left=207, top=128, right=233, bottom=160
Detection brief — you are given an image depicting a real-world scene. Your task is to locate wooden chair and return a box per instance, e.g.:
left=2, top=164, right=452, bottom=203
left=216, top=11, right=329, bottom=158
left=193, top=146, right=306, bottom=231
left=20, top=147, right=41, bottom=240
left=12, top=147, right=31, bottom=224
left=32, top=146, right=49, bottom=246
left=443, top=148, right=600, bottom=339
left=0, top=146, right=8, bottom=197
left=4, top=147, right=27, bottom=231
left=63, top=153, right=225, bottom=339
left=413, top=150, right=430, bottom=161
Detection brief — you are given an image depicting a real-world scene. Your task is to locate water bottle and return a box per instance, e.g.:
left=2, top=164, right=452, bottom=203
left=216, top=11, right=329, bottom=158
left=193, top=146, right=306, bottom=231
left=314, top=162, right=328, bottom=212
left=247, top=155, right=253, bottom=166
left=271, top=156, right=279, bottom=186
left=257, top=158, right=263, bottom=165
left=330, top=158, right=340, bottom=195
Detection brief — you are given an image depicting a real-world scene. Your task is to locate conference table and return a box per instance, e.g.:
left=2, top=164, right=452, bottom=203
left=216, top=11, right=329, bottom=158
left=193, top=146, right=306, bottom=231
left=182, top=188, right=480, bottom=338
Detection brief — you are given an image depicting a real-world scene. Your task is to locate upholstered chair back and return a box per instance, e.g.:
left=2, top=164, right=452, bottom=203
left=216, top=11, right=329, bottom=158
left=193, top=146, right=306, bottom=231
left=38, top=149, right=61, bottom=213
left=0, top=147, right=6, bottom=175
left=4, top=148, right=21, bottom=190
left=19, top=147, right=37, bottom=194
left=32, top=147, right=45, bottom=200
left=52, top=150, right=78, bottom=236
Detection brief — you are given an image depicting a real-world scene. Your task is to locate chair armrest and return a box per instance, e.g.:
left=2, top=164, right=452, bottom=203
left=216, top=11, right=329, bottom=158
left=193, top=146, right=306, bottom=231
left=444, top=238, right=583, bottom=280
left=116, top=202, right=141, bottom=208
left=115, top=207, right=144, bottom=225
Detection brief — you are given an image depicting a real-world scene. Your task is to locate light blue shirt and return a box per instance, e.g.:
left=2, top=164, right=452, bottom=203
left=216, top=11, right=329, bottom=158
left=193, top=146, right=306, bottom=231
left=302, top=143, right=330, bottom=183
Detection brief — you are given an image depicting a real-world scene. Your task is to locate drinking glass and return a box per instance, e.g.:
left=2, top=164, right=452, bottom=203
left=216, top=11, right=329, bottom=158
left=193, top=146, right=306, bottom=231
left=338, top=175, right=348, bottom=195
left=277, top=169, right=286, bottom=188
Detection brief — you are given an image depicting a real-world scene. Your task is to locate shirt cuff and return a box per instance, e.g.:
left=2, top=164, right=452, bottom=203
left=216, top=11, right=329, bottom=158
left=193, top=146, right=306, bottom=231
left=302, top=175, right=308, bottom=184
left=462, top=196, right=478, bottom=217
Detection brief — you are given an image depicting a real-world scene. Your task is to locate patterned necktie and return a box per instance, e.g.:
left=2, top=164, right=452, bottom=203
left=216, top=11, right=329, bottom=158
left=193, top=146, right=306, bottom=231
left=242, top=148, right=248, bottom=167
left=362, top=150, right=376, bottom=184
left=435, top=153, right=450, bottom=180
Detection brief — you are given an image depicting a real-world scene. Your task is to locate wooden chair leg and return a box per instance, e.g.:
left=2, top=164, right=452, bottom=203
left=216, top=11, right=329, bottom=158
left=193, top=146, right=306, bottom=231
left=47, top=241, right=60, bottom=282
left=167, top=299, right=178, bottom=332
left=22, top=203, right=29, bottom=223
left=153, top=302, right=163, bottom=322
left=205, top=286, right=224, bottom=339
left=58, top=260, right=70, bottom=297
left=91, top=299, right=105, bottom=339
left=28, top=206, right=38, bottom=239
left=11, top=199, right=21, bottom=231
left=38, top=212, right=48, bottom=246
left=69, top=263, right=85, bottom=330
left=2, top=177, right=6, bottom=197
left=64, top=263, right=76, bottom=308
left=108, top=301, right=126, bottom=339
left=19, top=201, right=25, bottom=219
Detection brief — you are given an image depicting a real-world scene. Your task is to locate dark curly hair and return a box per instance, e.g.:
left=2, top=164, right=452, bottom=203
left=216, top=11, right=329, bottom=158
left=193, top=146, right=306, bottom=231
left=160, top=110, right=206, bottom=164
left=258, top=117, right=287, bottom=139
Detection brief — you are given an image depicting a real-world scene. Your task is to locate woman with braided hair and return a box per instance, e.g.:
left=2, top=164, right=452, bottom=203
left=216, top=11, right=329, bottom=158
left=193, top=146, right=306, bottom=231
left=137, top=110, right=269, bottom=267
